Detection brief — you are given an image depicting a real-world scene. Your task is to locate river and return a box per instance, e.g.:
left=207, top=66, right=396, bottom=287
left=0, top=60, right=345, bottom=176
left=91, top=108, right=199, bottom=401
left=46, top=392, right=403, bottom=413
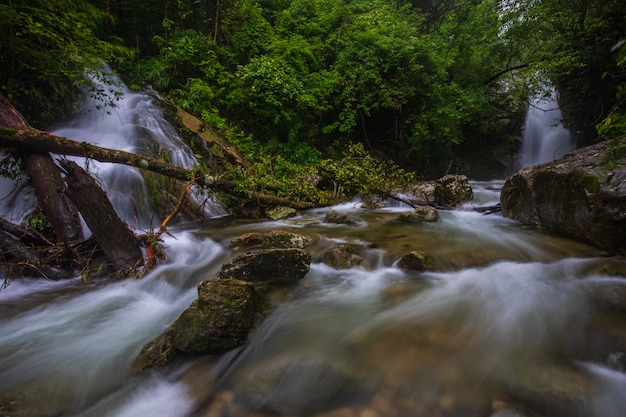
left=1, top=83, right=626, bottom=417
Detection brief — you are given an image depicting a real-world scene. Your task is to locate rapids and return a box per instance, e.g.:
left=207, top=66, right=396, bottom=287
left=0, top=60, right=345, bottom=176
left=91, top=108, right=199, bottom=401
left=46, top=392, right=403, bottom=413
left=2, top=80, right=626, bottom=417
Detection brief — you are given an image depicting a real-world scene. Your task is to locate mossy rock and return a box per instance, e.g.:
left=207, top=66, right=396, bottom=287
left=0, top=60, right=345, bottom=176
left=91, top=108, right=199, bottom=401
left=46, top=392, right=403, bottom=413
left=501, top=140, right=626, bottom=254
left=135, top=278, right=256, bottom=369
left=262, top=230, right=312, bottom=249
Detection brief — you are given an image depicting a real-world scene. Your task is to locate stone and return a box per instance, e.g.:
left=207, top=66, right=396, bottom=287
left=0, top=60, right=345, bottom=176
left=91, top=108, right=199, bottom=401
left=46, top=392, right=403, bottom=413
left=262, top=230, right=312, bottom=249
left=135, top=278, right=256, bottom=368
left=500, top=140, right=626, bottom=254
left=410, top=174, right=474, bottom=207
left=435, top=174, right=474, bottom=206
left=266, top=206, right=297, bottom=220
left=216, top=248, right=311, bottom=284
left=324, top=209, right=359, bottom=225
left=397, top=251, right=430, bottom=271
left=322, top=243, right=369, bottom=269
left=173, top=278, right=256, bottom=354
left=397, top=206, right=439, bottom=223
left=229, top=232, right=264, bottom=250
left=229, top=230, right=312, bottom=251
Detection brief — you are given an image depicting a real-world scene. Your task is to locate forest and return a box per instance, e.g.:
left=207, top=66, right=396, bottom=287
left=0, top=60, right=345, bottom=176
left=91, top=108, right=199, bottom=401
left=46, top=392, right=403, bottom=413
left=1, top=0, right=625, bottom=197
left=2, top=2, right=626, bottom=416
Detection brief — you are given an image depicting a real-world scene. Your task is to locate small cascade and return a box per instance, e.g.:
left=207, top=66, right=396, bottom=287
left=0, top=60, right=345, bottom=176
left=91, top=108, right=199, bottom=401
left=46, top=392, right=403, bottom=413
left=520, top=87, right=576, bottom=168
left=0, top=68, right=227, bottom=228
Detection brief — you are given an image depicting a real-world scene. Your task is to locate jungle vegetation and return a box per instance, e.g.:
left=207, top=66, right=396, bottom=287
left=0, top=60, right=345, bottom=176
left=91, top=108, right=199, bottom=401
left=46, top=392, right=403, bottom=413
left=1, top=0, right=625, bottom=201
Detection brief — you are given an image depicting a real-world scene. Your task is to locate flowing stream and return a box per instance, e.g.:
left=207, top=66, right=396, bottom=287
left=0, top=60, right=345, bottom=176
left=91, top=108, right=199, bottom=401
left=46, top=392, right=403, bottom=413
left=2, top=82, right=626, bottom=417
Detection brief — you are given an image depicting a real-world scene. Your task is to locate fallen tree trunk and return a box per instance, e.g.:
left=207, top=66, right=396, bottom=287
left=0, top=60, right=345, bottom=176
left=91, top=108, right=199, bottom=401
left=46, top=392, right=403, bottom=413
left=1, top=94, right=84, bottom=246
left=23, top=153, right=84, bottom=243
left=59, top=159, right=143, bottom=272
left=0, top=127, right=314, bottom=210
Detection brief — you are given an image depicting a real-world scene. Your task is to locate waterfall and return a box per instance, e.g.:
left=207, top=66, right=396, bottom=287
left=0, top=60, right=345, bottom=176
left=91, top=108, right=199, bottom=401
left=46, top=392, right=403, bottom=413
left=520, top=87, right=576, bottom=168
left=0, top=68, right=227, bottom=228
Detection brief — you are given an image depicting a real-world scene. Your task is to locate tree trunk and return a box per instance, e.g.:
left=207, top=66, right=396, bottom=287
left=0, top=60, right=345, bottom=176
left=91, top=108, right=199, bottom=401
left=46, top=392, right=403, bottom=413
left=59, top=159, right=143, bottom=272
left=23, top=153, right=84, bottom=243
left=1, top=93, right=84, bottom=245
left=0, top=127, right=314, bottom=210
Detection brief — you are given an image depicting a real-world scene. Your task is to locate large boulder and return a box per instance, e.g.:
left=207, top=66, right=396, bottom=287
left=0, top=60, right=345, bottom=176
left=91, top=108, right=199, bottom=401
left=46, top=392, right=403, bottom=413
left=136, top=248, right=312, bottom=369
left=500, top=140, right=626, bottom=254
left=135, top=278, right=256, bottom=368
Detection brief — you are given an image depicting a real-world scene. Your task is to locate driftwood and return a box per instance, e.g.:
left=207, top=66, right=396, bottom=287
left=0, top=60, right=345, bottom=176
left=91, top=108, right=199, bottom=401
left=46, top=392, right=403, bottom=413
left=0, top=217, right=74, bottom=283
left=0, top=127, right=313, bottom=210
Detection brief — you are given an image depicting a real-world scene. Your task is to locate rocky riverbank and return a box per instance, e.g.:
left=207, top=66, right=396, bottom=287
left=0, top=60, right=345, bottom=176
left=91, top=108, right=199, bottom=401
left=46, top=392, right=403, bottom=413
left=500, top=140, right=626, bottom=255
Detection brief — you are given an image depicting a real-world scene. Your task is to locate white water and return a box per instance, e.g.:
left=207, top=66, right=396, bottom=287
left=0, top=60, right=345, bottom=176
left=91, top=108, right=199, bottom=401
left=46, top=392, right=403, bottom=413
left=2, top=76, right=626, bottom=417
left=0, top=68, right=226, bottom=229
left=520, top=87, right=576, bottom=168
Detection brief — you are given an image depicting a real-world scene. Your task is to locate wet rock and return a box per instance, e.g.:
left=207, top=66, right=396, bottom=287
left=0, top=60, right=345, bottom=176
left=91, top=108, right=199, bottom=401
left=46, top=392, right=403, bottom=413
left=500, top=140, right=626, bottom=254
left=325, top=210, right=359, bottom=225
left=287, top=217, right=321, bottom=227
left=136, top=278, right=256, bottom=368
left=266, top=205, right=297, bottom=220
left=396, top=251, right=433, bottom=271
left=262, top=230, right=312, bottom=249
left=397, top=206, right=439, bottom=223
left=226, top=355, right=367, bottom=416
left=322, top=243, right=369, bottom=269
left=216, top=248, right=311, bottom=285
left=174, top=279, right=256, bottom=354
left=410, top=174, right=474, bottom=207
left=229, top=232, right=264, bottom=250
left=435, top=174, right=475, bottom=205
left=229, top=230, right=313, bottom=251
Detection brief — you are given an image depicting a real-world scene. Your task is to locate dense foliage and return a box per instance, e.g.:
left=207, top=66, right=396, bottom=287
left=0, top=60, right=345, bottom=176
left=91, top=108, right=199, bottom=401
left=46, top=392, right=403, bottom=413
left=0, top=0, right=133, bottom=127
left=1, top=0, right=624, bottom=188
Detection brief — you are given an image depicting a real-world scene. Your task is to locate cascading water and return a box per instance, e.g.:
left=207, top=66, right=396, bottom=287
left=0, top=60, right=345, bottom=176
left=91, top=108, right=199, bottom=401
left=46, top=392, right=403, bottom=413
left=0, top=67, right=226, bottom=229
left=520, top=87, right=576, bottom=168
left=2, top=78, right=626, bottom=417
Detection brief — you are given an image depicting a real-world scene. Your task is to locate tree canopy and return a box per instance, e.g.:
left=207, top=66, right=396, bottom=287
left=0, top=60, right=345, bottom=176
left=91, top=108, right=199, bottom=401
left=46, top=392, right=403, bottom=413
left=1, top=0, right=624, bottom=175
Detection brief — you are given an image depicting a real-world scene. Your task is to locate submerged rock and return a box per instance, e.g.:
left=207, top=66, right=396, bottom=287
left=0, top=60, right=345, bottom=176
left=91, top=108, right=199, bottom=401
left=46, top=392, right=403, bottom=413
left=324, top=209, right=359, bottom=225
left=322, top=243, right=369, bottom=269
left=500, top=140, right=626, bottom=254
left=228, top=232, right=264, bottom=250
